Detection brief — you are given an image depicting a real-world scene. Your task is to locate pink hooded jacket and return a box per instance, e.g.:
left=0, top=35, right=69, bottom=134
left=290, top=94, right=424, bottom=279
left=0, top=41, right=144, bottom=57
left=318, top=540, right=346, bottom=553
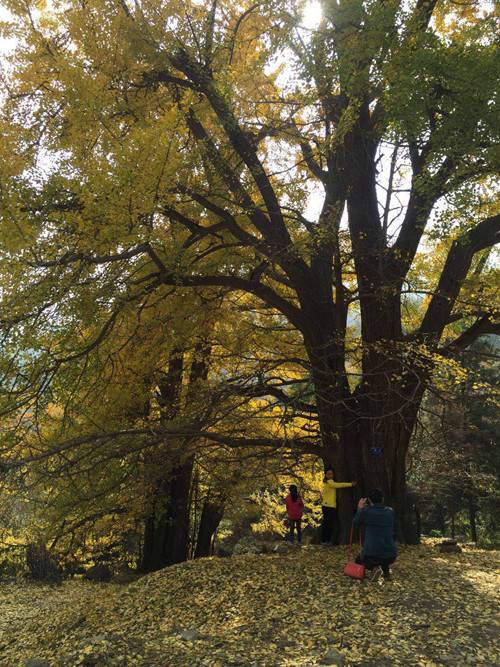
left=285, top=494, right=304, bottom=520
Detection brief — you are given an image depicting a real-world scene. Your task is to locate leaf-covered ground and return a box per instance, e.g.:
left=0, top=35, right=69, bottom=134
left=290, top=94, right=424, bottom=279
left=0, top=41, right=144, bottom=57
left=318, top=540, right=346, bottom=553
left=1, top=540, right=499, bottom=667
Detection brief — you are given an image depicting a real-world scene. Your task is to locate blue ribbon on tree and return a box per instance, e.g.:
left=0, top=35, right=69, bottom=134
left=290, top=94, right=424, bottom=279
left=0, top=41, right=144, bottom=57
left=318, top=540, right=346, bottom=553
left=369, top=446, right=383, bottom=457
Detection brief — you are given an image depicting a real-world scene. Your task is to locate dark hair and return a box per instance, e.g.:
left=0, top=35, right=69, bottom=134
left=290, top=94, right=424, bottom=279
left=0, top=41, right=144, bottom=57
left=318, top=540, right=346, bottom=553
left=323, top=467, right=333, bottom=482
left=289, top=484, right=298, bottom=502
left=368, top=489, right=383, bottom=504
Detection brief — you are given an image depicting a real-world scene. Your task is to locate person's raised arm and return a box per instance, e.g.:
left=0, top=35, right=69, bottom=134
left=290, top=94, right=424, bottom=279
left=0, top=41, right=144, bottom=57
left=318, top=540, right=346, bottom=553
left=353, top=498, right=369, bottom=525
left=332, top=480, right=357, bottom=488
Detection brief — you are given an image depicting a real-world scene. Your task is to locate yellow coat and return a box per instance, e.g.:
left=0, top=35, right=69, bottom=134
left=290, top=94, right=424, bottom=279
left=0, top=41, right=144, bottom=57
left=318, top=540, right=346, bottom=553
left=321, top=479, right=353, bottom=508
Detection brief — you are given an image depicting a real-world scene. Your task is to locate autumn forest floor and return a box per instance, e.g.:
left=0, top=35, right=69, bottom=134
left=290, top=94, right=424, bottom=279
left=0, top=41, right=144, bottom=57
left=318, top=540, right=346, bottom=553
left=1, top=539, right=499, bottom=667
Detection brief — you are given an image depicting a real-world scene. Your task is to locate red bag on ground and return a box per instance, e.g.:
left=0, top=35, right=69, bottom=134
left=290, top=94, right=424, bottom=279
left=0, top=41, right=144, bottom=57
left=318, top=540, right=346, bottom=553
left=343, top=560, right=365, bottom=580
left=344, top=526, right=365, bottom=580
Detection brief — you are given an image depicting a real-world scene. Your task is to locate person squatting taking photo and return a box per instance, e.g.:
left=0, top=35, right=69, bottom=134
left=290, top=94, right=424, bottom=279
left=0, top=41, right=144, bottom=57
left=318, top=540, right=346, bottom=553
left=354, top=489, right=397, bottom=580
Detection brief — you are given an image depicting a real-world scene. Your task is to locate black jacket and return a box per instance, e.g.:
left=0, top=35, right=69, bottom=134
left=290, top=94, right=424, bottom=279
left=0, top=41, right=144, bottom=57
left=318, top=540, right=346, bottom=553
left=353, top=504, right=397, bottom=559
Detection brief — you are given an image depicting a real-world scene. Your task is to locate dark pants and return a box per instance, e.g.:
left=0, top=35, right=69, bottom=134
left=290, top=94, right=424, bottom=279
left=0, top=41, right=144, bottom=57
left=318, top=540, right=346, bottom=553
left=289, top=519, right=302, bottom=543
left=356, top=554, right=395, bottom=576
left=321, top=506, right=338, bottom=544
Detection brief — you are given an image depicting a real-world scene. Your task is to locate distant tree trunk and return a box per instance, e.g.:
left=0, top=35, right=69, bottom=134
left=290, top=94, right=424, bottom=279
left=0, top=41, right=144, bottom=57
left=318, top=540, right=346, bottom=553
left=194, top=492, right=225, bottom=558
left=140, top=348, right=185, bottom=573
left=450, top=513, right=456, bottom=539
left=188, top=469, right=200, bottom=558
left=437, top=505, right=446, bottom=534
left=140, top=340, right=212, bottom=572
left=140, top=455, right=195, bottom=572
left=26, top=542, right=62, bottom=583
left=468, top=498, right=478, bottom=543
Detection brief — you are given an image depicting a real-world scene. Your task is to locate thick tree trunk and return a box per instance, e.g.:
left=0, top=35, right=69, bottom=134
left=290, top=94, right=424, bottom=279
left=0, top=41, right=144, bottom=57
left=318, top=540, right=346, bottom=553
left=332, top=423, right=420, bottom=544
left=314, top=371, right=422, bottom=544
left=140, top=339, right=213, bottom=572
left=299, top=243, right=422, bottom=542
left=194, top=494, right=225, bottom=558
left=140, top=455, right=195, bottom=572
left=308, top=115, right=420, bottom=543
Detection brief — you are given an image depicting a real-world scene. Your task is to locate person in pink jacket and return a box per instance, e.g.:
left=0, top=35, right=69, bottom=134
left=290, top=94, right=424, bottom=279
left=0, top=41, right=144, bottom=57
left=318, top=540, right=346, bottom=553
left=285, top=484, right=304, bottom=544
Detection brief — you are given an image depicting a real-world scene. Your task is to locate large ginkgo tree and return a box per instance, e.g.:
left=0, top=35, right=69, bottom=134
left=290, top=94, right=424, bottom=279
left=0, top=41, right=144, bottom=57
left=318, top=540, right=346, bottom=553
left=0, top=0, right=498, bottom=543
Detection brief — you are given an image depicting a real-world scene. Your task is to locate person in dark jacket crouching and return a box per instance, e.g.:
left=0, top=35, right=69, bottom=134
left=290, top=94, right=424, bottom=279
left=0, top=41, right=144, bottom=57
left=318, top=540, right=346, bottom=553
left=353, top=489, right=397, bottom=580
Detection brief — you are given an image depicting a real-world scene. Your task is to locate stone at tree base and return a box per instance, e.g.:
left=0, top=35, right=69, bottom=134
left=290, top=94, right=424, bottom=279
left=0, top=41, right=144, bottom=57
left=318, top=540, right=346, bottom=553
left=110, top=566, right=141, bottom=584
left=273, top=542, right=295, bottom=554
left=254, top=530, right=281, bottom=542
left=320, top=648, right=345, bottom=665
left=25, top=660, right=51, bottom=667
left=178, top=628, right=202, bottom=641
left=300, top=525, right=318, bottom=544
left=439, top=540, right=462, bottom=554
left=231, top=534, right=301, bottom=555
left=84, top=564, right=112, bottom=582
left=232, top=536, right=266, bottom=555
left=215, top=546, right=232, bottom=557
left=258, top=541, right=276, bottom=554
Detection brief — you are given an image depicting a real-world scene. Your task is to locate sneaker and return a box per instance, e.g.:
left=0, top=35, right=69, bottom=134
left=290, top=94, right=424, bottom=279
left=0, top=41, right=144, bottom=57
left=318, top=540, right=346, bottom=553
left=369, top=566, right=383, bottom=582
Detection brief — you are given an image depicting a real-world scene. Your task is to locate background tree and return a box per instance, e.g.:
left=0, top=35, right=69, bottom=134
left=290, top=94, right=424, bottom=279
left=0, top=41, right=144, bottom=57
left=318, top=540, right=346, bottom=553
left=410, top=338, right=500, bottom=546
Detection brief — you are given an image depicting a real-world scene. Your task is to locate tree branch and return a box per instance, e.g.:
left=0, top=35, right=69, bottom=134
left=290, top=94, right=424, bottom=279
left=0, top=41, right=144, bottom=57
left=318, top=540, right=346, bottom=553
left=226, top=381, right=318, bottom=415
left=0, top=425, right=320, bottom=471
left=154, top=269, right=304, bottom=329
left=391, top=156, right=455, bottom=279
left=440, top=316, right=500, bottom=356
left=420, top=214, right=500, bottom=339
left=173, top=184, right=263, bottom=249
left=29, top=244, right=150, bottom=268
left=171, top=50, right=292, bottom=248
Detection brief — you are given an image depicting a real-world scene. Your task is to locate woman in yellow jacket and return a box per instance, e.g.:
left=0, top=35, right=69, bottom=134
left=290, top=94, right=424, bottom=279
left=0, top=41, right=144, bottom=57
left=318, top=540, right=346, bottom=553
left=321, top=468, right=356, bottom=545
